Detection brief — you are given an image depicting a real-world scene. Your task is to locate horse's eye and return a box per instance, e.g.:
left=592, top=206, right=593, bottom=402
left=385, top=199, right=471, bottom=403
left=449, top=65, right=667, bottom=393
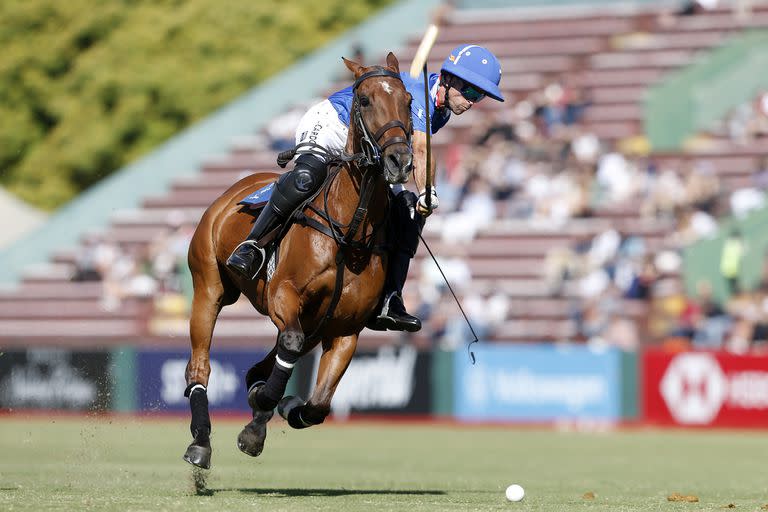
left=359, top=96, right=370, bottom=107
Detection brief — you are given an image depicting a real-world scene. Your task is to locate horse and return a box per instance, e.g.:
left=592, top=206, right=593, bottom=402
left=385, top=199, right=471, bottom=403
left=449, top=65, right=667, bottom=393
left=182, top=52, right=414, bottom=469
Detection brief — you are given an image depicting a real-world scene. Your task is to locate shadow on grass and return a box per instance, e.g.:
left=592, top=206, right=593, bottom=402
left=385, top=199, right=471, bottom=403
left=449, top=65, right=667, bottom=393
left=201, top=487, right=447, bottom=497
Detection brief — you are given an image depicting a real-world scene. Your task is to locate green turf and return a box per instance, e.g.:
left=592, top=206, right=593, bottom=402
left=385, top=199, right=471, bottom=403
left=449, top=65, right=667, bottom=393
left=0, top=416, right=767, bottom=511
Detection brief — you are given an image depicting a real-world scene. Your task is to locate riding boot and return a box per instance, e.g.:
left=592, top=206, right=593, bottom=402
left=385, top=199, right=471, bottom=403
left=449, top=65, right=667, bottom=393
left=226, top=153, right=328, bottom=280
left=367, top=190, right=424, bottom=332
left=368, top=250, right=422, bottom=332
left=226, top=202, right=282, bottom=279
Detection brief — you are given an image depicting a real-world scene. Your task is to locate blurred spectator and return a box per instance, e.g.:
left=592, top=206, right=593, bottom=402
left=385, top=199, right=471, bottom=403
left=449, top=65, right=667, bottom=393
left=671, top=206, right=718, bottom=246
left=676, top=0, right=719, bottom=16
left=729, top=150, right=768, bottom=220
left=691, top=280, right=730, bottom=348
left=439, top=175, right=496, bottom=243
left=265, top=103, right=314, bottom=151
left=417, top=244, right=472, bottom=316
left=683, top=160, right=719, bottom=212
left=720, top=228, right=745, bottom=296
left=72, top=233, right=118, bottom=282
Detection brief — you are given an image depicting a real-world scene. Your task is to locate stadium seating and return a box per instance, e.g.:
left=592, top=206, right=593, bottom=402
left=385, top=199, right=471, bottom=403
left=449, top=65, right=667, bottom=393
left=2, top=2, right=767, bottom=349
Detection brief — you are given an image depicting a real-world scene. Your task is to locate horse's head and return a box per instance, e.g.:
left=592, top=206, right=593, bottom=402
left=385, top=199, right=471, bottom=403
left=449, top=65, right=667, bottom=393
left=343, top=52, right=413, bottom=185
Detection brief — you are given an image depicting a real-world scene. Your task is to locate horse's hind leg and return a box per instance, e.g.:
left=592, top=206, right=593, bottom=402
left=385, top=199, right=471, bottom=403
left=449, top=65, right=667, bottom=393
left=183, top=263, right=234, bottom=469
left=237, top=324, right=304, bottom=457
left=238, top=283, right=304, bottom=456
left=279, top=334, right=358, bottom=429
left=236, top=346, right=277, bottom=457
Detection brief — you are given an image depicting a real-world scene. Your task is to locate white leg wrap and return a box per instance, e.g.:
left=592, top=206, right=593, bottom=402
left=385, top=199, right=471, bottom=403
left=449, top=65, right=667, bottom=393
left=275, top=355, right=295, bottom=370
left=189, top=384, right=206, bottom=394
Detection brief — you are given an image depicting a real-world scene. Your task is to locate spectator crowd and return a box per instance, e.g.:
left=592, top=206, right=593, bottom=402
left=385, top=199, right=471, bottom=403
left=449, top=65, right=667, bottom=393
left=69, top=51, right=768, bottom=355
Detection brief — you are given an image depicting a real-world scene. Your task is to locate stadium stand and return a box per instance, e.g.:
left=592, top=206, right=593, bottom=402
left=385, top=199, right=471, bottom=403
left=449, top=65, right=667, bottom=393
left=2, top=2, right=768, bottom=352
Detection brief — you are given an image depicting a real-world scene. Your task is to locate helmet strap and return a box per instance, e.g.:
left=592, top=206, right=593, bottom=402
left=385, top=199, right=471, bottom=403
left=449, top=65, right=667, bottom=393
left=436, top=73, right=448, bottom=110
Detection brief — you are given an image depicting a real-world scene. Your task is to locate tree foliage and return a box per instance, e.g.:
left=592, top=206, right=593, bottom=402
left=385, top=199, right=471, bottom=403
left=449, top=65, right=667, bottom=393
left=0, top=0, right=393, bottom=209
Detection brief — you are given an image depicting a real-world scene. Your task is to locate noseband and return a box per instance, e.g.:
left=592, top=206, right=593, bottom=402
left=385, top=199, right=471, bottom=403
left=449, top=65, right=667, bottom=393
left=351, top=68, right=412, bottom=168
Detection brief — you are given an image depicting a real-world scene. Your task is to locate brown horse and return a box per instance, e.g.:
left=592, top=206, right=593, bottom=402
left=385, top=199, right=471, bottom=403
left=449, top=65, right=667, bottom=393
left=183, top=53, right=414, bottom=469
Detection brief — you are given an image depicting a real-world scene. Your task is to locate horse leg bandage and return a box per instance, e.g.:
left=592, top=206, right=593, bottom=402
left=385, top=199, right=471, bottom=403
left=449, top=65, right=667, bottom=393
left=187, top=385, right=211, bottom=439
left=287, top=405, right=327, bottom=429
left=255, top=342, right=300, bottom=410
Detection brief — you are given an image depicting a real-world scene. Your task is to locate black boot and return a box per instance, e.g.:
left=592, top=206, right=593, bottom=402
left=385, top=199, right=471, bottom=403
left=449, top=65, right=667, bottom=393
left=367, top=191, right=424, bottom=332
left=368, top=292, right=422, bottom=332
left=226, top=154, right=328, bottom=280
left=367, top=250, right=421, bottom=332
left=226, top=203, right=281, bottom=280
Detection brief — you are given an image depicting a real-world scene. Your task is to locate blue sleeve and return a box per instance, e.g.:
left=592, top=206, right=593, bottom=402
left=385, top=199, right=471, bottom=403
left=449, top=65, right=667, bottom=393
left=411, top=100, right=428, bottom=133
left=328, top=86, right=354, bottom=126
left=403, top=72, right=446, bottom=135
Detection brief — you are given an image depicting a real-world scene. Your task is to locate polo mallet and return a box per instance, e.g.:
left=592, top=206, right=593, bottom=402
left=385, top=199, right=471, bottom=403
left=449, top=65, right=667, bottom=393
left=409, top=24, right=438, bottom=210
left=409, top=25, right=479, bottom=364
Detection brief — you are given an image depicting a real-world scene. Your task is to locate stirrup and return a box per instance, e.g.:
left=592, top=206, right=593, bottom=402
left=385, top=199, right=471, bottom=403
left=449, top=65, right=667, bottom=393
left=229, top=240, right=266, bottom=280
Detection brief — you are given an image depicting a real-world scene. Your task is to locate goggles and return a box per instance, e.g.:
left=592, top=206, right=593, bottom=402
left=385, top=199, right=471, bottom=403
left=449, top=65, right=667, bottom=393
left=459, top=82, right=486, bottom=103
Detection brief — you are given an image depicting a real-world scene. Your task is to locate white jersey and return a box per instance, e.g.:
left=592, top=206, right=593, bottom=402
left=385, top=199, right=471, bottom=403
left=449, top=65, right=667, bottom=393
left=294, top=100, right=348, bottom=163
left=294, top=99, right=405, bottom=194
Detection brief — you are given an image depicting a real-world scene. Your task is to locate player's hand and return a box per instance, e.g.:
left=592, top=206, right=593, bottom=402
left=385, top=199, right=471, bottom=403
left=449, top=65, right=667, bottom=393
left=416, top=189, right=439, bottom=217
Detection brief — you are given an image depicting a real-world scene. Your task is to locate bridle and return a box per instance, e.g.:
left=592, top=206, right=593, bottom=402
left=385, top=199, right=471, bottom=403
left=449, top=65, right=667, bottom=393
left=350, top=68, right=412, bottom=168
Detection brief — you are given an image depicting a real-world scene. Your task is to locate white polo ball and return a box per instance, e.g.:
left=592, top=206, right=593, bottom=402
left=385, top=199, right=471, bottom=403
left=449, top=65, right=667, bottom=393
left=505, top=484, right=525, bottom=502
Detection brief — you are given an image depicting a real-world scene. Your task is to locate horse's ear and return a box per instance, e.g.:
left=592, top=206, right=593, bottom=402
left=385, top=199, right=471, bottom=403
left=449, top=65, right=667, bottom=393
left=386, top=52, right=400, bottom=74
left=342, top=57, right=364, bottom=78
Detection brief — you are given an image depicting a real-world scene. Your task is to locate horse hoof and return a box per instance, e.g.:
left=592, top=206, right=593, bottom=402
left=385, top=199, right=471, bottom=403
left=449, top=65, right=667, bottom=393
left=183, top=443, right=212, bottom=470
left=237, top=409, right=273, bottom=457
left=277, top=395, right=304, bottom=420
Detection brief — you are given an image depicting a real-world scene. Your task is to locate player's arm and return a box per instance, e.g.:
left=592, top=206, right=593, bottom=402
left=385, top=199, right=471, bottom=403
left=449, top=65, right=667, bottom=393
left=412, top=130, right=439, bottom=216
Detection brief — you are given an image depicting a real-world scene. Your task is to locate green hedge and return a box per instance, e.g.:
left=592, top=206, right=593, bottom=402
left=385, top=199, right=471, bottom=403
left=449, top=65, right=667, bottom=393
left=0, top=0, right=393, bottom=210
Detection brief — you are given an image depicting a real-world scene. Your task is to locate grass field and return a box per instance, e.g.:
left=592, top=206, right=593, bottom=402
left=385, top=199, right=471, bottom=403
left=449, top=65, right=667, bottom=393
left=0, top=416, right=767, bottom=511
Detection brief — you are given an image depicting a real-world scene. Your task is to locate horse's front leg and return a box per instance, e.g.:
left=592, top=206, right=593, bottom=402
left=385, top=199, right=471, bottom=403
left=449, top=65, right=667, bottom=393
left=238, top=282, right=305, bottom=456
left=183, top=267, right=229, bottom=469
left=279, top=334, right=358, bottom=429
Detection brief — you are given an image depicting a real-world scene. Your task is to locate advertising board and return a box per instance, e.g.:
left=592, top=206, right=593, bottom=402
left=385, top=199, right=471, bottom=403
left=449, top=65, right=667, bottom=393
left=137, top=348, right=266, bottom=412
left=292, top=345, right=432, bottom=417
left=0, top=348, right=110, bottom=411
left=454, top=344, right=623, bottom=422
left=643, top=349, right=768, bottom=427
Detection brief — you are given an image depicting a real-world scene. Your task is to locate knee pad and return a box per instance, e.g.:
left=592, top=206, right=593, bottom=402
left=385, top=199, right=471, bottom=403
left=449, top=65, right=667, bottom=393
left=294, top=153, right=328, bottom=190
left=272, top=154, right=328, bottom=216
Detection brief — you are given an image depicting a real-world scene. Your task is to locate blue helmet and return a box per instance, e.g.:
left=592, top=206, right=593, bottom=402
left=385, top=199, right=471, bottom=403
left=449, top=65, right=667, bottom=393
left=441, top=44, right=504, bottom=102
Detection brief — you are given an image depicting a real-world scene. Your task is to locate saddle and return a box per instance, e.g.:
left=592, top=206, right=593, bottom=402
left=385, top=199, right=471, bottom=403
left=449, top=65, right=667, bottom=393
left=236, top=160, right=344, bottom=271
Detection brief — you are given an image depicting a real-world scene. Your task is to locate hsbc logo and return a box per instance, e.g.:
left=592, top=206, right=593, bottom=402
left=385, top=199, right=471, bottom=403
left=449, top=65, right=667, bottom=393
left=659, top=352, right=768, bottom=425
left=660, top=353, right=727, bottom=424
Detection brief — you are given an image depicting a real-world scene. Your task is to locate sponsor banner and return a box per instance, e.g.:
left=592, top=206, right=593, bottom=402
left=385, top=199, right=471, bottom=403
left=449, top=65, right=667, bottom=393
left=643, top=349, right=768, bottom=427
left=137, top=348, right=266, bottom=412
left=292, top=345, right=432, bottom=416
left=454, top=344, right=623, bottom=421
left=0, top=348, right=110, bottom=411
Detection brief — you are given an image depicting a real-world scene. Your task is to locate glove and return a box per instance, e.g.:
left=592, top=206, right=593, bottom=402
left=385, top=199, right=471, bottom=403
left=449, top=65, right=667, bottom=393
left=416, top=188, right=439, bottom=217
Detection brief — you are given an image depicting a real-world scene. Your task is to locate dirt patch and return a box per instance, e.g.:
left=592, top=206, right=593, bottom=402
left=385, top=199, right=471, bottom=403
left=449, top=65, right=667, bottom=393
left=667, top=493, right=699, bottom=503
left=191, top=467, right=212, bottom=496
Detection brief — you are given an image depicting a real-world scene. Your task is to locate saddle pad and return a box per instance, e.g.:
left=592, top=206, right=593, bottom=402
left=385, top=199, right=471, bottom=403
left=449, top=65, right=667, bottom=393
left=239, top=181, right=276, bottom=209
